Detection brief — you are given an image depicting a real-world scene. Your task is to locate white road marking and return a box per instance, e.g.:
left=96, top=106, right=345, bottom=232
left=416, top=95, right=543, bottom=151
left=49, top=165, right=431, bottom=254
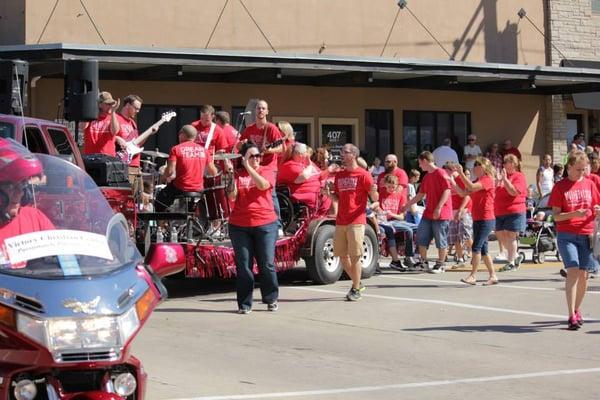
left=287, top=287, right=577, bottom=320
left=170, top=367, right=600, bottom=400
left=380, top=274, right=600, bottom=294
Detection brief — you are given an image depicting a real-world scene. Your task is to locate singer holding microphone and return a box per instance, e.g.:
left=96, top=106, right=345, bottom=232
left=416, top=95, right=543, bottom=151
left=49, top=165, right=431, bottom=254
left=226, top=141, right=279, bottom=315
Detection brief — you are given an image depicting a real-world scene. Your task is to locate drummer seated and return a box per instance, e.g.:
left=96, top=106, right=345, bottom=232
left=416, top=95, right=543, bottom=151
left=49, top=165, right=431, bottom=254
left=155, top=125, right=218, bottom=212
left=277, top=142, right=331, bottom=215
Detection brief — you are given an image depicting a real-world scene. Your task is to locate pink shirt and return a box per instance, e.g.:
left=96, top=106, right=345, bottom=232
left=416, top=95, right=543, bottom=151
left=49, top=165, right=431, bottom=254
left=470, top=175, right=495, bottom=221
left=83, top=112, right=116, bottom=156
left=548, top=177, right=600, bottom=235
left=495, top=171, right=527, bottom=216
left=229, top=167, right=277, bottom=227
left=334, top=168, right=373, bottom=225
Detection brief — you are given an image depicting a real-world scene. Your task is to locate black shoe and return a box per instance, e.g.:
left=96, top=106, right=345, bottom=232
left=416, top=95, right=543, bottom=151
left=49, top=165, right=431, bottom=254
left=267, top=302, right=278, bottom=312
left=389, top=260, right=407, bottom=272
left=428, top=262, right=446, bottom=274
left=559, top=269, right=567, bottom=278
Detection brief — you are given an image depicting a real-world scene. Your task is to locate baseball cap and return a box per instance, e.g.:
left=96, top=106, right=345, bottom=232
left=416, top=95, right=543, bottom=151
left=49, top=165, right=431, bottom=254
left=98, top=91, right=117, bottom=105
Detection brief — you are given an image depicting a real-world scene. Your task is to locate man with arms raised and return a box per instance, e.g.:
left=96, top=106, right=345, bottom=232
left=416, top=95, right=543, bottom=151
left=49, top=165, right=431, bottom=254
left=82, top=91, right=120, bottom=156
left=326, top=143, right=378, bottom=301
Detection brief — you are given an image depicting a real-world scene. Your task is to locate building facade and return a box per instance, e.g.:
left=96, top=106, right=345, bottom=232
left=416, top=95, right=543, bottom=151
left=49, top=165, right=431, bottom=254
left=1, top=0, right=599, bottom=180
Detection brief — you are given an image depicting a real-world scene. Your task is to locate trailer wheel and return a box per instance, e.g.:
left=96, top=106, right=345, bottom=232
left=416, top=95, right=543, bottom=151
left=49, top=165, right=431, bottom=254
left=305, top=224, right=342, bottom=284
left=360, top=224, right=379, bottom=279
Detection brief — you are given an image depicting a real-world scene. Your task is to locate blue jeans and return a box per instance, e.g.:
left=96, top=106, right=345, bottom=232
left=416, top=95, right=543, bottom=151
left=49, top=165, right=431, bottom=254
left=472, top=219, right=495, bottom=256
left=416, top=218, right=449, bottom=249
left=379, top=221, right=417, bottom=257
left=229, top=221, right=279, bottom=309
left=272, top=188, right=282, bottom=229
left=557, top=232, right=599, bottom=272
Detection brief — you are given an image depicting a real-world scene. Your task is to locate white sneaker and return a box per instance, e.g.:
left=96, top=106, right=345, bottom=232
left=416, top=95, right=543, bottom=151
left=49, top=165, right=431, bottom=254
left=493, top=252, right=507, bottom=262
left=278, top=229, right=285, bottom=237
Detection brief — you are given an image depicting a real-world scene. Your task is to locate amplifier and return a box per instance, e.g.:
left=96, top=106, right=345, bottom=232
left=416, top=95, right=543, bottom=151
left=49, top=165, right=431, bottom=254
left=82, top=153, right=130, bottom=187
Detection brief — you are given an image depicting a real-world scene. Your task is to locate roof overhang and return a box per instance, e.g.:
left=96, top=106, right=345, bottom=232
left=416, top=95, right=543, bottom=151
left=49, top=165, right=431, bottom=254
left=2, top=43, right=600, bottom=95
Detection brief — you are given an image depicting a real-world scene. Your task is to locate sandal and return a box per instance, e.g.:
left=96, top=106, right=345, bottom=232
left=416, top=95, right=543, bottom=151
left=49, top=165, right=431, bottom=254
left=460, top=276, right=476, bottom=285
left=483, top=276, right=498, bottom=286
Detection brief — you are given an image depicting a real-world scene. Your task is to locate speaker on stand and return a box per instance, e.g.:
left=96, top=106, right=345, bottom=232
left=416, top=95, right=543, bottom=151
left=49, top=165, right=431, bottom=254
left=0, top=60, right=28, bottom=115
left=64, top=60, right=99, bottom=143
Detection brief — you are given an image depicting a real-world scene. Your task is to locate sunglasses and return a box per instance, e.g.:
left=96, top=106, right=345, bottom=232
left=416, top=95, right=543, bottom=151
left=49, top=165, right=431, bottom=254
left=248, top=154, right=262, bottom=160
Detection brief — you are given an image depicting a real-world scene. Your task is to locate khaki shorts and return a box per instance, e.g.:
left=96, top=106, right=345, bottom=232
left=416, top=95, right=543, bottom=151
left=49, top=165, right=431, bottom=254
left=334, top=224, right=365, bottom=257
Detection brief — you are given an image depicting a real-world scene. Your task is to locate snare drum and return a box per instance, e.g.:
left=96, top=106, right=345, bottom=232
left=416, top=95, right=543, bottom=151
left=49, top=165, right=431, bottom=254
left=202, top=174, right=230, bottom=220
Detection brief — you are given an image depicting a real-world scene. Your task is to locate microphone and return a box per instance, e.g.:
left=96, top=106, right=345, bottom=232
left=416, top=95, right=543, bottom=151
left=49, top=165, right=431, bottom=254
left=239, top=111, right=252, bottom=115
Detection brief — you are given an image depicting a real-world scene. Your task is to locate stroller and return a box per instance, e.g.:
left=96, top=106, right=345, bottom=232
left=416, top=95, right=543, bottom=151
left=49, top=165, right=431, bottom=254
left=518, top=194, right=560, bottom=264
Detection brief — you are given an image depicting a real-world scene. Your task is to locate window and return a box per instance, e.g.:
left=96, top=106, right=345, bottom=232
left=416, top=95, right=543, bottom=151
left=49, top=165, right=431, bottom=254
left=137, top=105, right=202, bottom=155
left=23, top=126, right=49, bottom=154
left=402, top=111, right=470, bottom=171
left=365, top=110, right=393, bottom=162
left=0, top=122, right=15, bottom=139
left=47, top=128, right=74, bottom=155
left=593, top=0, right=600, bottom=14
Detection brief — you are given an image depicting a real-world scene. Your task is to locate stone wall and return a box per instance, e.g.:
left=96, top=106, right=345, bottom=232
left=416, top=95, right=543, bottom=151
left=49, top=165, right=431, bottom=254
left=546, top=0, right=600, bottom=160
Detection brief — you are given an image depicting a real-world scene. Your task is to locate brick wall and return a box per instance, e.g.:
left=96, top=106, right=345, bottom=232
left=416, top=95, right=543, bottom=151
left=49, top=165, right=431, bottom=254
left=546, top=0, right=599, bottom=160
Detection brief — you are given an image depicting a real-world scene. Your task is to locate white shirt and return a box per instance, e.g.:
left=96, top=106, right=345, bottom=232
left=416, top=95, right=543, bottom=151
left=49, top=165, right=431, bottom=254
left=538, top=166, right=554, bottom=197
left=464, top=144, right=482, bottom=170
left=432, top=145, right=458, bottom=168
left=369, top=165, right=385, bottom=178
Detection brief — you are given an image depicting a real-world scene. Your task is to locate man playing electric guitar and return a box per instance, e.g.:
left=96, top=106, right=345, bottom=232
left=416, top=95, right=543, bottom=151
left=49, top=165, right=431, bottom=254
left=190, top=105, right=228, bottom=157
left=116, top=95, right=175, bottom=182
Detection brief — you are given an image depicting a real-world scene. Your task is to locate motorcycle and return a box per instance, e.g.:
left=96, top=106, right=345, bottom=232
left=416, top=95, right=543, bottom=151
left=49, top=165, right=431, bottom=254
left=0, top=154, right=168, bottom=400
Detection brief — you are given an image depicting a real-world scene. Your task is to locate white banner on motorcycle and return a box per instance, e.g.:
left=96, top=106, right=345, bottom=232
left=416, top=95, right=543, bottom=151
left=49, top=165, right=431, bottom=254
left=4, top=229, right=113, bottom=264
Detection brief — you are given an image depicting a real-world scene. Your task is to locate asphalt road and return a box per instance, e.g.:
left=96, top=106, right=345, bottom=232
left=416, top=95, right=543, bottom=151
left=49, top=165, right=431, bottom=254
left=133, top=259, right=600, bottom=400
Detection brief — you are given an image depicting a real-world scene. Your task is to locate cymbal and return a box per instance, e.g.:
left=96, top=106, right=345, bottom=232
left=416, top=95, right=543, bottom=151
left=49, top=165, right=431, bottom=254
left=142, top=150, right=169, bottom=158
left=213, top=153, right=241, bottom=161
left=141, top=159, right=156, bottom=166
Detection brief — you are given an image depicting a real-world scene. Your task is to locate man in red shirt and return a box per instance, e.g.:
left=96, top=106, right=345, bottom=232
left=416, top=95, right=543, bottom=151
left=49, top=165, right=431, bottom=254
left=237, top=99, right=284, bottom=230
left=501, top=139, right=522, bottom=161
left=0, top=139, right=55, bottom=268
left=402, top=152, right=452, bottom=273
left=82, top=91, right=120, bottom=156
left=116, top=95, right=158, bottom=182
left=155, top=125, right=217, bottom=212
left=191, top=105, right=228, bottom=155
left=377, top=154, right=409, bottom=193
left=326, top=143, right=378, bottom=301
left=215, top=110, right=239, bottom=153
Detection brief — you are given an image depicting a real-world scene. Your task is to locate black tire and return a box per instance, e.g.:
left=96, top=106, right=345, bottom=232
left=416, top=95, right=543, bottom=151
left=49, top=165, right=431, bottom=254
left=360, top=225, right=379, bottom=279
left=533, top=252, right=545, bottom=264
left=305, top=224, right=343, bottom=284
left=277, top=192, right=294, bottom=232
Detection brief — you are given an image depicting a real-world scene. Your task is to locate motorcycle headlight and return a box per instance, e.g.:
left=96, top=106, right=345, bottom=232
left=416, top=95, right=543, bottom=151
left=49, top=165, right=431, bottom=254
left=16, top=308, right=140, bottom=355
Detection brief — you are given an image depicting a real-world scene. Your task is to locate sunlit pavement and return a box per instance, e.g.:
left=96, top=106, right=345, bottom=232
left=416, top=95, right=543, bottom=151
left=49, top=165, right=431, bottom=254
left=133, top=251, right=600, bottom=400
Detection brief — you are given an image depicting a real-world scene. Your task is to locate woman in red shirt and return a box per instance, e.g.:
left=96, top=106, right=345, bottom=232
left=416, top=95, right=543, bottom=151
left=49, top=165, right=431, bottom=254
left=226, top=141, right=279, bottom=314
left=452, top=157, right=497, bottom=286
left=548, top=151, right=600, bottom=330
left=495, top=154, right=528, bottom=272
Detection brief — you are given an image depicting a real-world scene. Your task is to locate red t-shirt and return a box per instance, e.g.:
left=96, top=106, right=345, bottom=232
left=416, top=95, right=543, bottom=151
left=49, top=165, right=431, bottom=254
left=419, top=168, right=452, bottom=220
left=240, top=122, right=283, bottom=170
left=83, top=112, right=116, bottom=156
left=229, top=167, right=277, bottom=227
left=116, top=114, right=140, bottom=167
left=278, top=159, right=321, bottom=210
left=501, top=147, right=522, bottom=161
left=548, top=177, right=600, bottom=235
left=470, top=174, right=495, bottom=221
left=190, top=121, right=228, bottom=153
left=169, top=141, right=209, bottom=192
left=495, top=171, right=527, bottom=216
left=221, top=124, right=239, bottom=152
left=586, top=173, right=600, bottom=192
left=451, top=177, right=472, bottom=212
left=334, top=167, right=373, bottom=225
left=377, top=167, right=409, bottom=190
left=379, top=188, right=406, bottom=220
left=0, top=207, right=55, bottom=268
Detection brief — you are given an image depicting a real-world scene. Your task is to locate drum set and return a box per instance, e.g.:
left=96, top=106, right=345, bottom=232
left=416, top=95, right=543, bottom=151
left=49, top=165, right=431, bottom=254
left=134, top=150, right=241, bottom=243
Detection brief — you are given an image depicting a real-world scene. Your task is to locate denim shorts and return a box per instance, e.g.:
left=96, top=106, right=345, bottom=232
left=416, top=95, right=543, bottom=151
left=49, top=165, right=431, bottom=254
left=557, top=232, right=599, bottom=272
left=472, top=219, right=495, bottom=256
left=495, top=212, right=526, bottom=233
left=416, top=218, right=449, bottom=249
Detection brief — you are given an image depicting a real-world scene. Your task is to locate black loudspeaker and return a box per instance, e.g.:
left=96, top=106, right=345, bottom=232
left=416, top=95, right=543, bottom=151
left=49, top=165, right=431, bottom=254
left=82, top=154, right=130, bottom=187
left=64, top=60, right=98, bottom=121
left=0, top=60, right=28, bottom=115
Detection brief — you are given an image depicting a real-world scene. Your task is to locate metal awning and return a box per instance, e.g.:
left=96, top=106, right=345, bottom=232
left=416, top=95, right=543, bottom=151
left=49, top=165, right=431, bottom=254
left=2, top=43, right=600, bottom=95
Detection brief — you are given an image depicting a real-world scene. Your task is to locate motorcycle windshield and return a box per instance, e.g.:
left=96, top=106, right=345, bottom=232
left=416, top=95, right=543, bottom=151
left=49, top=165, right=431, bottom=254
left=0, top=153, right=142, bottom=278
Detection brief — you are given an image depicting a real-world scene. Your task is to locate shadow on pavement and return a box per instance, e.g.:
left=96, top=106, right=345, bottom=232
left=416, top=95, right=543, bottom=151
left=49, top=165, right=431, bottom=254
left=404, top=321, right=563, bottom=334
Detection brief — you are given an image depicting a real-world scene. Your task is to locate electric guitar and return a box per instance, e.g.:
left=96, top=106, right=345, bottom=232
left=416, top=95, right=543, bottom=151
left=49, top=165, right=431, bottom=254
left=117, top=111, right=176, bottom=164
